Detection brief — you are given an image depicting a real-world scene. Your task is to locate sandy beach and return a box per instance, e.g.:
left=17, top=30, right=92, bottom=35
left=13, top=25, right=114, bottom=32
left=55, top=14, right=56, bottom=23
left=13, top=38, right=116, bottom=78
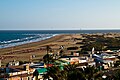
left=0, top=34, right=82, bottom=65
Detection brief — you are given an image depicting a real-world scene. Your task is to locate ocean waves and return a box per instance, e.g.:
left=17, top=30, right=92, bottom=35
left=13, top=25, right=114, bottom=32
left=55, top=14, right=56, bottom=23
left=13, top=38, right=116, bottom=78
left=0, top=34, right=57, bottom=49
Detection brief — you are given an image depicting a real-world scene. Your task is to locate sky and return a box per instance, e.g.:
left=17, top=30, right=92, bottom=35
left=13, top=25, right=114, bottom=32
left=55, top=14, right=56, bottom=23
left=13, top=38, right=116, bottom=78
left=0, top=0, right=120, bottom=30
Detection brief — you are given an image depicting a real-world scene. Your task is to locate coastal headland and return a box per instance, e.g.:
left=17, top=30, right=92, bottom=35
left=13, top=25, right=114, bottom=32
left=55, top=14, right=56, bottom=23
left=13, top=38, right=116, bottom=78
left=0, top=34, right=82, bottom=65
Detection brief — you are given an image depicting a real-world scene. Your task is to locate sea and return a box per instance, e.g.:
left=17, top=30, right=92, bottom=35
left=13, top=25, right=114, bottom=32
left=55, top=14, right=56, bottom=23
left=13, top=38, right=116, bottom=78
left=0, top=30, right=120, bottom=49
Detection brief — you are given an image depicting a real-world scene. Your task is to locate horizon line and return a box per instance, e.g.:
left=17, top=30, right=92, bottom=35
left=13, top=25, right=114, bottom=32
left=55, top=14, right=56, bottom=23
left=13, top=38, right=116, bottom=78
left=1, top=29, right=120, bottom=30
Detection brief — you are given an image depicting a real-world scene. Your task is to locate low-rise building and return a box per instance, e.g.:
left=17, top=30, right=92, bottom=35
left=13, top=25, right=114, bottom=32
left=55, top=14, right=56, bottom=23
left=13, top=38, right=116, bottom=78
left=0, top=64, right=35, bottom=80
left=93, top=53, right=117, bottom=69
left=7, top=60, right=19, bottom=66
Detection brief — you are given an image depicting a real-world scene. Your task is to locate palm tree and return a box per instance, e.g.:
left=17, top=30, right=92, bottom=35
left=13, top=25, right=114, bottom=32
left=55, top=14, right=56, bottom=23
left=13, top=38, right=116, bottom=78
left=64, top=64, right=86, bottom=80
left=43, top=45, right=54, bottom=66
left=43, top=66, right=65, bottom=80
left=84, top=66, right=98, bottom=80
left=67, top=69, right=85, bottom=80
left=113, top=70, right=120, bottom=80
left=43, top=64, right=86, bottom=80
left=43, top=54, right=54, bottom=64
left=46, top=45, right=51, bottom=54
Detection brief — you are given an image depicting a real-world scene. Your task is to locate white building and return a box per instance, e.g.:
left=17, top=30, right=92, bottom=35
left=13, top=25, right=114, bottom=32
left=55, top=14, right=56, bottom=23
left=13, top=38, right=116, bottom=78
left=93, top=53, right=117, bottom=68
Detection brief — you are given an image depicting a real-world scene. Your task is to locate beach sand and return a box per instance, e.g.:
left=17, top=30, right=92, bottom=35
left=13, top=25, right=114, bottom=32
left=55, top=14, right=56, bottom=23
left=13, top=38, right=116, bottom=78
left=0, top=34, right=83, bottom=65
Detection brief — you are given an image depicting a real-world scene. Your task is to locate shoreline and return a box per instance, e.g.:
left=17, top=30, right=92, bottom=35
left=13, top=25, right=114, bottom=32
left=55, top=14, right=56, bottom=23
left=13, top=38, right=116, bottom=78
left=0, top=34, right=63, bottom=54
left=0, top=34, right=83, bottom=65
left=0, top=34, right=57, bottom=49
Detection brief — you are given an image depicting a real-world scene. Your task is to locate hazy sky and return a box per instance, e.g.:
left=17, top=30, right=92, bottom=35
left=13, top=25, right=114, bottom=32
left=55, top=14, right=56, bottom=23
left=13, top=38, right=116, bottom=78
left=0, top=0, right=120, bottom=30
